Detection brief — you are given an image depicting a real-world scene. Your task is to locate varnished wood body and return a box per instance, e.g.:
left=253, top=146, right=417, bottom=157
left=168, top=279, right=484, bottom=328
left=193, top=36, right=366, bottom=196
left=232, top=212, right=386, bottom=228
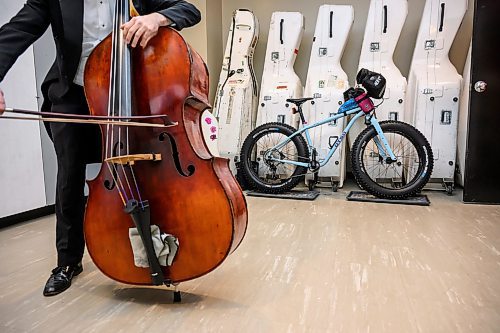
left=83, top=28, right=247, bottom=285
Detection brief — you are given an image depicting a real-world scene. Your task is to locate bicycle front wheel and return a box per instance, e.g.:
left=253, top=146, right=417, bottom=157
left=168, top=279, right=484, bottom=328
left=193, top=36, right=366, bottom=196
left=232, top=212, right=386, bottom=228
left=351, top=121, right=433, bottom=199
left=240, top=122, right=309, bottom=194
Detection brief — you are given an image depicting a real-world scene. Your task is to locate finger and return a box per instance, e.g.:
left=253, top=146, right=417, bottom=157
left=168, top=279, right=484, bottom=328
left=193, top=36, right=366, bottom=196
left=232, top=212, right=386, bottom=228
left=122, top=17, right=137, bottom=29
left=131, top=27, right=147, bottom=48
left=121, top=19, right=135, bottom=38
left=126, top=24, right=142, bottom=45
left=140, top=31, right=155, bottom=48
left=122, top=19, right=141, bottom=44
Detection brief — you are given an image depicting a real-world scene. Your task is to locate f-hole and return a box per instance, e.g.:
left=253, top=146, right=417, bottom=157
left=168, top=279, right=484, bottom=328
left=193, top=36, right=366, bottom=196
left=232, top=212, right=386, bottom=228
left=159, top=133, right=195, bottom=177
left=104, top=141, right=124, bottom=190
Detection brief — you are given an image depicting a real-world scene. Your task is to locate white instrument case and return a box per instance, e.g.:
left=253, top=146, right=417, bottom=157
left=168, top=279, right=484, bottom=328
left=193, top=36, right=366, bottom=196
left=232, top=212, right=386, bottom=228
left=406, top=0, right=468, bottom=191
left=303, top=5, right=354, bottom=190
left=348, top=0, right=408, bottom=185
left=456, top=44, right=472, bottom=188
left=350, top=0, right=408, bottom=143
left=213, top=9, right=259, bottom=172
left=257, top=12, right=305, bottom=128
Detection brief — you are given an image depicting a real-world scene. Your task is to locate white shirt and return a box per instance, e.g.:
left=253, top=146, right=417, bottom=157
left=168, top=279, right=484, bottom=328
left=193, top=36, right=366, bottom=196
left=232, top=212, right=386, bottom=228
left=74, top=0, right=115, bottom=86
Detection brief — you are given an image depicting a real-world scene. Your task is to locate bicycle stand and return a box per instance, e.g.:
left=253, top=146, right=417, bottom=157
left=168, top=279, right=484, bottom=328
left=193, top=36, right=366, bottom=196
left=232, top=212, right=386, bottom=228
left=346, top=191, right=430, bottom=206
left=307, top=176, right=341, bottom=192
left=246, top=190, right=320, bottom=201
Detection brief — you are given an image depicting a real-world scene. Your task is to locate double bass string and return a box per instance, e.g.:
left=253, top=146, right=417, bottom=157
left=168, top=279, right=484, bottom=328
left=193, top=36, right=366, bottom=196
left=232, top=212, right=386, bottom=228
left=99, top=0, right=147, bottom=207
left=119, top=0, right=135, bottom=202
left=112, top=0, right=145, bottom=207
left=104, top=0, right=129, bottom=205
left=121, top=0, right=145, bottom=208
left=122, top=0, right=144, bottom=207
left=124, top=42, right=145, bottom=206
left=116, top=0, right=135, bottom=204
left=106, top=0, right=119, bottom=173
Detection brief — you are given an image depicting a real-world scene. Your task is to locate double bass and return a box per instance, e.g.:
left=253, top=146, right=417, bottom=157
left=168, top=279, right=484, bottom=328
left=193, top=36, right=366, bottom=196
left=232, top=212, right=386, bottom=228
left=3, top=1, right=247, bottom=298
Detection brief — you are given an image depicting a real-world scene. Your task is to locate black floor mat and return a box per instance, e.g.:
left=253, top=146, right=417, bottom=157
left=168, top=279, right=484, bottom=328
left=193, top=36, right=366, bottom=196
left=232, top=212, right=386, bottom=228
left=346, top=191, right=431, bottom=206
left=246, top=190, right=320, bottom=201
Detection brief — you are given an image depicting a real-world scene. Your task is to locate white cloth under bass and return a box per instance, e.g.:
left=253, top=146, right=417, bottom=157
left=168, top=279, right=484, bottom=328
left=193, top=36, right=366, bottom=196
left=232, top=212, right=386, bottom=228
left=74, top=0, right=114, bottom=86
left=129, top=225, right=170, bottom=268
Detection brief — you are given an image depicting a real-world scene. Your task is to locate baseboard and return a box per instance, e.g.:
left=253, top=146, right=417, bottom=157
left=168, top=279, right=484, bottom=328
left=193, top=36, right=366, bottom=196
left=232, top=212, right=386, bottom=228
left=0, top=205, right=55, bottom=229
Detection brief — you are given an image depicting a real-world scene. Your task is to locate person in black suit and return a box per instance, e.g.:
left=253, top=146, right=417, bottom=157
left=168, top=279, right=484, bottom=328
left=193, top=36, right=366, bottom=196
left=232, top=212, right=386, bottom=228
left=0, top=0, right=201, bottom=296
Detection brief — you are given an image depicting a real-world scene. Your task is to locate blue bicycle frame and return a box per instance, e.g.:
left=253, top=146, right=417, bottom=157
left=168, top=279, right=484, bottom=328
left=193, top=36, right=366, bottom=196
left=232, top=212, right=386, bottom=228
left=265, top=99, right=398, bottom=168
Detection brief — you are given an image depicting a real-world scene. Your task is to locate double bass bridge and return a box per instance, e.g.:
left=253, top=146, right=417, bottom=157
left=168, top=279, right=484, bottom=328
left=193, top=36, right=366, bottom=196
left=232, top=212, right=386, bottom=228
left=105, top=153, right=162, bottom=166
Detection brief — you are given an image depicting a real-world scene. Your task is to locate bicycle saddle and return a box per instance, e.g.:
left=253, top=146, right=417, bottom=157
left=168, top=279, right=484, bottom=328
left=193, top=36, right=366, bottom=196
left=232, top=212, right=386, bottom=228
left=286, top=97, right=315, bottom=107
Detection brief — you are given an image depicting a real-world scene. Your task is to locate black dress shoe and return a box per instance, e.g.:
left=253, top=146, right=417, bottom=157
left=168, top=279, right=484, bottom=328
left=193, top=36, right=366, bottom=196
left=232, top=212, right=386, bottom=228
left=43, top=263, right=83, bottom=297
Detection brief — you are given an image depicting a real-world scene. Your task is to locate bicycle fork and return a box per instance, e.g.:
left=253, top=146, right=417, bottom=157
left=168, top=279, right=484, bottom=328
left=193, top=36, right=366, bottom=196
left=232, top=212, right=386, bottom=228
left=368, top=116, right=397, bottom=163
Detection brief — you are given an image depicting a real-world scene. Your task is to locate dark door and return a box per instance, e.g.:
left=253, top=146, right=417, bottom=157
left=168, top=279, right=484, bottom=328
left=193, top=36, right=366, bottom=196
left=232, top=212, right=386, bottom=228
left=464, top=0, right=500, bottom=203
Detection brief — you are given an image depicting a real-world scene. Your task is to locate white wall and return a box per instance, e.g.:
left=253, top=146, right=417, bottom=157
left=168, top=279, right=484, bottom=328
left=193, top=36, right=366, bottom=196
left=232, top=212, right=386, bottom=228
left=0, top=1, right=49, bottom=217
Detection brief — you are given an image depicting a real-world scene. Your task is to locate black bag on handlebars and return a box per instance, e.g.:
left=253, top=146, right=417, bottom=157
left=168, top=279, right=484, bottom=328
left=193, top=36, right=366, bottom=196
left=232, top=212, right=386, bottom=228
left=356, top=69, right=386, bottom=99
left=343, top=87, right=365, bottom=102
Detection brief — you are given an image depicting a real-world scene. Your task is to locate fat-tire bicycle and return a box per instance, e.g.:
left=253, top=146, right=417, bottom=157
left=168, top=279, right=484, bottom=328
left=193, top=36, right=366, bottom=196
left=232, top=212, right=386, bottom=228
left=239, top=70, right=434, bottom=199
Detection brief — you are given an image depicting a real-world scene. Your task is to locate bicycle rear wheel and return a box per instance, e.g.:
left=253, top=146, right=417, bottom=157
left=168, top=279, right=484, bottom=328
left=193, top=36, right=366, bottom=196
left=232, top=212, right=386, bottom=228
left=240, top=123, right=309, bottom=194
left=351, top=121, right=433, bottom=199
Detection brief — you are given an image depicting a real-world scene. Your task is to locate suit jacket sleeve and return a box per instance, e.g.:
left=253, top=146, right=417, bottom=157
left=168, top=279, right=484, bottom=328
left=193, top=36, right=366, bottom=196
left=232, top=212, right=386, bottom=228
left=147, top=0, right=201, bottom=30
left=0, top=0, right=50, bottom=82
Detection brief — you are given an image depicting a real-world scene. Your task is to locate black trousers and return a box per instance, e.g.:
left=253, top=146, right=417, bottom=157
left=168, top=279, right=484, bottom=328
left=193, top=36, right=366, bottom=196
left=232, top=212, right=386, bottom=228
left=48, top=84, right=101, bottom=267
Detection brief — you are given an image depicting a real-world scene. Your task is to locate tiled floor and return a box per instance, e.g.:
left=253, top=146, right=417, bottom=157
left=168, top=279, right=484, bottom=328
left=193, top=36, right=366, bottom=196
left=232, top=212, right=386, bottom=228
left=1, top=185, right=499, bottom=332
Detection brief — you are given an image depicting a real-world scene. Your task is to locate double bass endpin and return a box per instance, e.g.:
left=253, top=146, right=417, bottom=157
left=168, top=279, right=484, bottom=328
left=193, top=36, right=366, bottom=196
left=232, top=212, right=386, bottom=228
left=173, top=284, right=182, bottom=303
